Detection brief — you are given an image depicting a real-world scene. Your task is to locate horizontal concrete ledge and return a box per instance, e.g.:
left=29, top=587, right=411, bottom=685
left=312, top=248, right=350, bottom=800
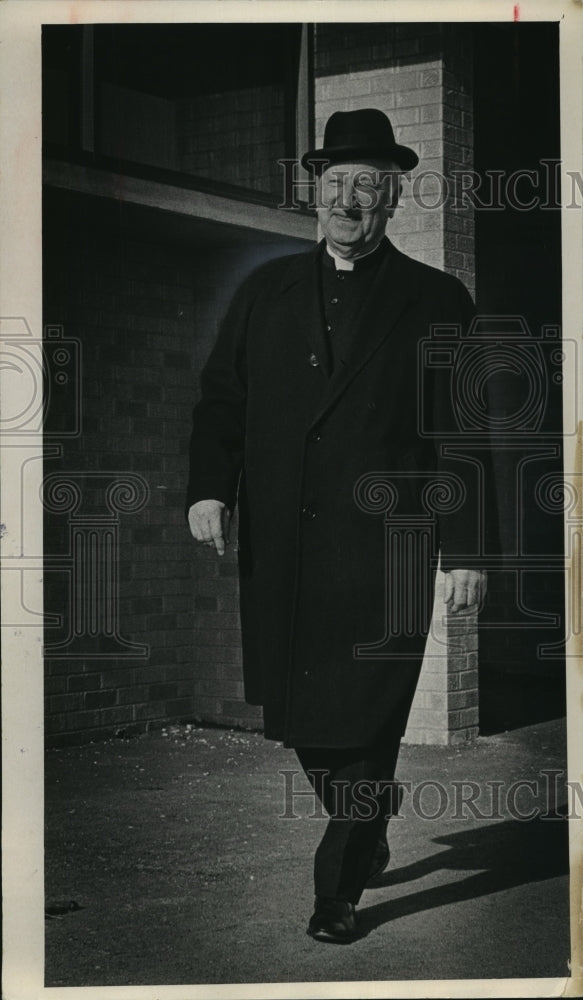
left=43, top=159, right=318, bottom=242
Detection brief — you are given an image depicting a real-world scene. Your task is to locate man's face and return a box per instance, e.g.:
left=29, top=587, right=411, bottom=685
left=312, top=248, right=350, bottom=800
left=316, top=159, right=402, bottom=259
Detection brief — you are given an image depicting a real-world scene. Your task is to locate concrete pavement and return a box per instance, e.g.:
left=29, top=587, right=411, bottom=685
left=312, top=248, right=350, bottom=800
left=45, top=716, right=571, bottom=990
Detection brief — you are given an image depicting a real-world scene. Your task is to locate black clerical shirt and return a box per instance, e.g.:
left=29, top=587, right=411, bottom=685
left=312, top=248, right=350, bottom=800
left=320, top=239, right=390, bottom=372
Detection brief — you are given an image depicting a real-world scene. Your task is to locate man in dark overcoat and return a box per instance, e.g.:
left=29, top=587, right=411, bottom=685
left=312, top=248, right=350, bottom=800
left=186, top=108, right=487, bottom=942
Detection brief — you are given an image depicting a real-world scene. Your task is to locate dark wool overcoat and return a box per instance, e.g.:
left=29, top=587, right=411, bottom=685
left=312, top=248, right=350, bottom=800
left=186, top=237, right=480, bottom=749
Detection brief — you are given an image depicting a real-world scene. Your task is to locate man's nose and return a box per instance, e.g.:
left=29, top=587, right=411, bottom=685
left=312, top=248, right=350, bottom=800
left=340, top=177, right=358, bottom=209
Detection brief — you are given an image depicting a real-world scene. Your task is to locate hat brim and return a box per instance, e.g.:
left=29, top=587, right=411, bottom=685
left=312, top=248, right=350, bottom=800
left=301, top=143, right=419, bottom=173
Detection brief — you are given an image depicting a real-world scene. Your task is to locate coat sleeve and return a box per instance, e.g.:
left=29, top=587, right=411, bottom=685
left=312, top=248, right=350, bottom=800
left=432, top=278, right=485, bottom=572
left=185, top=272, right=258, bottom=516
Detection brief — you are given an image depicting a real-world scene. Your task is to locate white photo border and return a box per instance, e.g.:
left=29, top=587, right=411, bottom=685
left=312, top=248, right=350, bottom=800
left=1, top=2, right=581, bottom=998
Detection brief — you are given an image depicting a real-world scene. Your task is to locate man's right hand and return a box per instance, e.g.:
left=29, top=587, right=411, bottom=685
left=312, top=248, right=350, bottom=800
left=188, top=499, right=231, bottom=556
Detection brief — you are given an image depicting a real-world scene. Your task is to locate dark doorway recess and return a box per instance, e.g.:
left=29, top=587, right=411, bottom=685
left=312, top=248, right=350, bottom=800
left=473, top=23, right=565, bottom=734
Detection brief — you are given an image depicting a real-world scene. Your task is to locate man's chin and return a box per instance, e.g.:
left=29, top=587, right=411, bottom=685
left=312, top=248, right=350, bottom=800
left=327, top=227, right=363, bottom=249
left=327, top=237, right=366, bottom=257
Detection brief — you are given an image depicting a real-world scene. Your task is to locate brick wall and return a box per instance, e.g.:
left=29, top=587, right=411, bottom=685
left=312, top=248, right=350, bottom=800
left=188, top=511, right=261, bottom=731
left=405, top=575, right=479, bottom=746
left=42, top=187, right=308, bottom=745
left=441, top=25, right=475, bottom=297
left=97, top=80, right=287, bottom=195
left=177, top=86, right=286, bottom=195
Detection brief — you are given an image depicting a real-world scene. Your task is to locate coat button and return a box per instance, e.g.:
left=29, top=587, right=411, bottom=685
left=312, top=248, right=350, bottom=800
left=330, top=297, right=339, bottom=305
left=309, top=353, right=319, bottom=367
left=309, top=428, right=321, bottom=443
left=301, top=505, right=317, bottom=520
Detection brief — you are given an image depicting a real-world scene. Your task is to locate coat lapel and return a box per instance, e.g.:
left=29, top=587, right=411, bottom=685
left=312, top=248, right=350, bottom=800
left=309, top=239, right=421, bottom=427
left=276, top=238, right=421, bottom=415
left=279, top=244, right=333, bottom=378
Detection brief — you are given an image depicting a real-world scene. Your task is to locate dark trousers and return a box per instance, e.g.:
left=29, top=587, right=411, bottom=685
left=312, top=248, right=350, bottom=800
left=296, top=733, right=402, bottom=905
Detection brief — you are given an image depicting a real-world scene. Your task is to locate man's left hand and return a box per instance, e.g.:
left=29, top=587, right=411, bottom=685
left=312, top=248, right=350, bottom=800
left=444, top=569, right=487, bottom=614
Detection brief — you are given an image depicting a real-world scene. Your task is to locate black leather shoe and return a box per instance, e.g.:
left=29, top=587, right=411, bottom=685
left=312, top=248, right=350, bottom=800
left=307, top=897, right=357, bottom=943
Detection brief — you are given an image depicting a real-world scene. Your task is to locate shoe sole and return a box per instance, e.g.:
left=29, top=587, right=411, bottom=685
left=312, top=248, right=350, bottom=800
left=307, top=927, right=358, bottom=944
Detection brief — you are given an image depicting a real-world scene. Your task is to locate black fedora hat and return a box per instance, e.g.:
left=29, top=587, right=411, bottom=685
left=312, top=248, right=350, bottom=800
left=301, top=107, right=419, bottom=173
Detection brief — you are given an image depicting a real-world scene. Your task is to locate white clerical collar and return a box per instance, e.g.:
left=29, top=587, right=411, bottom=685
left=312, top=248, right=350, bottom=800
left=325, top=241, right=383, bottom=272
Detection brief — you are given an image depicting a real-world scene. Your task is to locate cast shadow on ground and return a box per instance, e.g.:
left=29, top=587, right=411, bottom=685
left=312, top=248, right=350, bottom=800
left=358, top=803, right=569, bottom=936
